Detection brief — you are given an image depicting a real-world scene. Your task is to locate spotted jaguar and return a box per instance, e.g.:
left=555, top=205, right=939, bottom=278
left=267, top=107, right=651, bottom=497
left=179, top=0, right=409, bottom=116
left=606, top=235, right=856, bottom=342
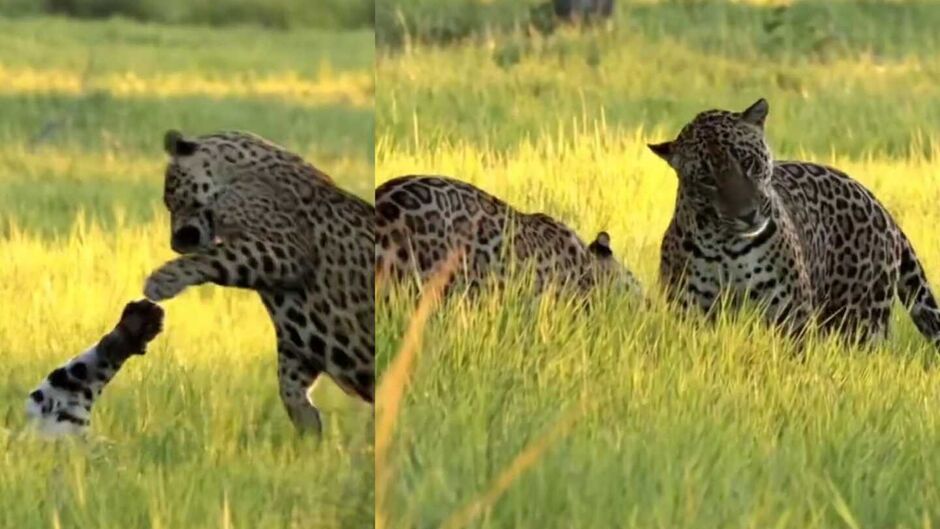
left=144, top=130, right=374, bottom=434
left=649, top=98, right=940, bottom=346
left=376, top=175, right=640, bottom=296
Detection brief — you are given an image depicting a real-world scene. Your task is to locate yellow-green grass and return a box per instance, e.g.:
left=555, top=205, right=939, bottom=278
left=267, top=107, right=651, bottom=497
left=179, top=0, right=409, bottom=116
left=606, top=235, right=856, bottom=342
left=376, top=2, right=940, bottom=524
left=376, top=132, right=940, bottom=529
left=0, top=16, right=374, bottom=529
left=0, top=217, right=373, bottom=528
left=377, top=2, right=940, bottom=157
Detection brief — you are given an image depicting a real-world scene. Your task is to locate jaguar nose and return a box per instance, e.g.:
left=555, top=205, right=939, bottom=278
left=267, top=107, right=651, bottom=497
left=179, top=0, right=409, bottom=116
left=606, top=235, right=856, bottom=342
left=171, top=225, right=202, bottom=253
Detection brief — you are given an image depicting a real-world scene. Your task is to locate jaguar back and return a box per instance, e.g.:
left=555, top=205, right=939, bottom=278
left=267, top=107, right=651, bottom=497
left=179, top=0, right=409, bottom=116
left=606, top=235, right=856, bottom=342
left=376, top=175, right=638, bottom=294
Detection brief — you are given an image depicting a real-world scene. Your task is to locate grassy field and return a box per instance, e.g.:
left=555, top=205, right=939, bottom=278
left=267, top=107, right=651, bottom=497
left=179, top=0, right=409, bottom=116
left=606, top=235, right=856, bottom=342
left=0, top=0, right=373, bottom=30
left=0, top=17, right=373, bottom=529
left=375, top=1, right=940, bottom=527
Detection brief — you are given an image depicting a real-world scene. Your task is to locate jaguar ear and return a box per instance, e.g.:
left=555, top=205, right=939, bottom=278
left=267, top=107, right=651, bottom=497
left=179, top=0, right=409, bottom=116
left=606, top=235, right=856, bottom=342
left=740, top=98, right=769, bottom=128
left=588, top=231, right=613, bottom=258
left=648, top=141, right=676, bottom=166
left=164, top=130, right=198, bottom=156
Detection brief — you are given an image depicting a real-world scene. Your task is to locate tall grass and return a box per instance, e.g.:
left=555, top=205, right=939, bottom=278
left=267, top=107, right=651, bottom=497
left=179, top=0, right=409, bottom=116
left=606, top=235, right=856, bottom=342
left=375, top=130, right=940, bottom=527
left=378, top=275, right=940, bottom=527
left=0, top=217, right=374, bottom=528
left=377, top=1, right=940, bottom=157
left=375, top=1, right=940, bottom=518
left=0, top=16, right=374, bottom=529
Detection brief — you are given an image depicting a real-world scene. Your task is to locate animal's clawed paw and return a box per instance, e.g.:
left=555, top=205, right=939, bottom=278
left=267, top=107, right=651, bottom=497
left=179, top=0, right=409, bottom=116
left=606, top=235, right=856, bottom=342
left=143, top=269, right=188, bottom=302
left=119, top=299, right=164, bottom=344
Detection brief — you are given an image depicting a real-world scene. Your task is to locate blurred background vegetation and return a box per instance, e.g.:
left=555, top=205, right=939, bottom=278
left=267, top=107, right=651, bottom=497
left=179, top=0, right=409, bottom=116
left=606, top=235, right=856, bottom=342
left=0, top=17, right=374, bottom=237
left=376, top=0, right=940, bottom=158
left=0, top=0, right=374, bottom=29
left=377, top=0, right=940, bottom=51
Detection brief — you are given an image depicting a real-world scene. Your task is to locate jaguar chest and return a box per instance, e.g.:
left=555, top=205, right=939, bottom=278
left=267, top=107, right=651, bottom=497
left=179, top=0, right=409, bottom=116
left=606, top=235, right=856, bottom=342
left=686, top=234, right=786, bottom=305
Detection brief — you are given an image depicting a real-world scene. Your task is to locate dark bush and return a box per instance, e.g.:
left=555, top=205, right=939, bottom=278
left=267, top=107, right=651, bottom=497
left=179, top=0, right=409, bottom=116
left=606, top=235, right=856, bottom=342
left=552, top=0, right=614, bottom=22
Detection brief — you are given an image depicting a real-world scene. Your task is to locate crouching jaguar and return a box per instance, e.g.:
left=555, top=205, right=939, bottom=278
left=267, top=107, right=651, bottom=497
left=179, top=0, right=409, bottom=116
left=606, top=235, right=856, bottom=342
left=376, top=175, right=641, bottom=296
left=144, top=130, right=374, bottom=434
left=649, top=98, right=940, bottom=346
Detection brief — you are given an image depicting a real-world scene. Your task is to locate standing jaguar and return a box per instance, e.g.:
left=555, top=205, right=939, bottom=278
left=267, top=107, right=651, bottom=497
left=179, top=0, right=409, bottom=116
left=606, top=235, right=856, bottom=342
left=144, top=130, right=374, bottom=434
left=649, top=98, right=940, bottom=346
left=376, top=175, right=641, bottom=295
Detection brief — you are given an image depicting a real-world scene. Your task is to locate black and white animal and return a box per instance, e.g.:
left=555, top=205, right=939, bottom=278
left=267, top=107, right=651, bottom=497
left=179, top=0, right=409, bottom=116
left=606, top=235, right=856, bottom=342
left=25, top=300, right=164, bottom=437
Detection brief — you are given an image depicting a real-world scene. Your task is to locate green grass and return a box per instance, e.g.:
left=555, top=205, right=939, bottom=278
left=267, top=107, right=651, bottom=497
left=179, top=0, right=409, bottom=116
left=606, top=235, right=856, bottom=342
left=0, top=16, right=373, bottom=528
left=0, top=17, right=374, bottom=236
left=376, top=1, right=940, bottom=527
left=0, top=0, right=374, bottom=30
left=377, top=0, right=940, bottom=156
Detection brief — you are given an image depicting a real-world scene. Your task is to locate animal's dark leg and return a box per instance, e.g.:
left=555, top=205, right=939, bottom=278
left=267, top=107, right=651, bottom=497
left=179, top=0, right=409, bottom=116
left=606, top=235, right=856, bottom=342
left=871, top=306, right=891, bottom=344
left=842, top=296, right=892, bottom=348
left=277, top=348, right=322, bottom=435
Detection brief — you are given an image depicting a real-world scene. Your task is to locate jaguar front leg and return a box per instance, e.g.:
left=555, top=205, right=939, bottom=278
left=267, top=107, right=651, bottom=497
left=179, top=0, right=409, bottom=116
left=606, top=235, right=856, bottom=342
left=143, top=237, right=305, bottom=301
left=277, top=347, right=323, bottom=435
left=143, top=255, right=213, bottom=301
left=663, top=261, right=720, bottom=317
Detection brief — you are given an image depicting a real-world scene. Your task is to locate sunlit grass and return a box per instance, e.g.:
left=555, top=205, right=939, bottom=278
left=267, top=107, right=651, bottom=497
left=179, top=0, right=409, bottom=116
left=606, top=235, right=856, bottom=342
left=0, top=216, right=373, bottom=528
left=0, top=16, right=374, bottom=239
left=377, top=4, right=940, bottom=156
left=0, top=148, right=373, bottom=238
left=0, top=64, right=373, bottom=107
left=0, top=15, right=374, bottom=529
left=378, top=127, right=940, bottom=285
left=376, top=127, right=940, bottom=527
left=0, top=148, right=373, bottom=185
left=377, top=1, right=940, bottom=527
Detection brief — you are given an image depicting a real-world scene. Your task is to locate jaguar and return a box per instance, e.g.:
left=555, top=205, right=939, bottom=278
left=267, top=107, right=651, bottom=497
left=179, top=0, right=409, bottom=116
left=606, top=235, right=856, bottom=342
left=144, top=130, right=374, bottom=434
left=376, top=175, right=640, bottom=296
left=649, top=98, right=940, bottom=346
